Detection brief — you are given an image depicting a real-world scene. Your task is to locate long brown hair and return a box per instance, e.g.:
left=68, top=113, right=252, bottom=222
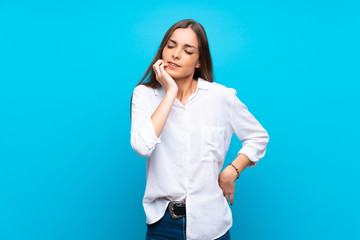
left=137, top=19, right=213, bottom=88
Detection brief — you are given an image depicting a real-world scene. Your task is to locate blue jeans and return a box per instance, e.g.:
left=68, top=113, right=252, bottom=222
left=146, top=209, right=231, bottom=240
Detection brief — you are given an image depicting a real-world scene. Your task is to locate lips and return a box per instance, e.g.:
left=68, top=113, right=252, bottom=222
left=168, top=61, right=181, bottom=68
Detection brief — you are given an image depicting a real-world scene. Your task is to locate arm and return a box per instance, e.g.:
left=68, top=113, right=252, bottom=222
left=130, top=86, right=161, bottom=157
left=130, top=60, right=178, bottom=157
left=151, top=91, right=177, bottom=137
left=218, top=153, right=251, bottom=206
left=151, top=59, right=178, bottom=137
left=219, top=91, right=270, bottom=205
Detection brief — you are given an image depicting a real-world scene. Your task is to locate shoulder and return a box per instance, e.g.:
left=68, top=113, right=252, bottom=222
left=197, top=79, right=238, bottom=109
left=134, top=84, right=153, bottom=93
left=206, top=80, right=237, bottom=98
left=133, top=84, right=158, bottom=97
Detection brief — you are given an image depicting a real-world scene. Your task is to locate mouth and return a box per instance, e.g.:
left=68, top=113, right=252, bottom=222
left=168, top=61, right=181, bottom=68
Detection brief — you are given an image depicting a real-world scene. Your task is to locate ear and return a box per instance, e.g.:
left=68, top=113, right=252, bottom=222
left=195, top=60, right=201, bottom=69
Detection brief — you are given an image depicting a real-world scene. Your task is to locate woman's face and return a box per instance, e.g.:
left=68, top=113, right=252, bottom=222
left=162, top=28, right=200, bottom=80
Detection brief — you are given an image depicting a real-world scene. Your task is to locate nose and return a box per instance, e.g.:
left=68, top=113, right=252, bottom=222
left=172, top=47, right=181, bottom=60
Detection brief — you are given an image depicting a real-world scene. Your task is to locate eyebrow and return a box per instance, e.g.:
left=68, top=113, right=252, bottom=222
left=169, top=39, right=197, bottom=49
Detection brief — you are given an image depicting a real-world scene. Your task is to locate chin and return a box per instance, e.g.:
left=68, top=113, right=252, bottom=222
left=166, top=70, right=193, bottom=80
left=166, top=70, right=182, bottom=79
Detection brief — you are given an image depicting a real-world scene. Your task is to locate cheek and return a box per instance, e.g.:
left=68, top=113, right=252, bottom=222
left=184, top=56, right=199, bottom=68
left=162, top=48, right=170, bottom=59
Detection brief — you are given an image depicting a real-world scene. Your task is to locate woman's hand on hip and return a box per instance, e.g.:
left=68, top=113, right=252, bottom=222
left=218, top=165, right=238, bottom=206
left=153, top=59, right=178, bottom=93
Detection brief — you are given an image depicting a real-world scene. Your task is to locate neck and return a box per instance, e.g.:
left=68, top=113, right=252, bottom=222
left=174, top=76, right=197, bottom=100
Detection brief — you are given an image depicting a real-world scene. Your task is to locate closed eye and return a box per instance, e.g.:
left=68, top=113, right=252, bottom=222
left=167, top=44, right=193, bottom=55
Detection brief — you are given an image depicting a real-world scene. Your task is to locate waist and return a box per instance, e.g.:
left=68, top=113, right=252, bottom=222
left=167, top=200, right=186, bottom=219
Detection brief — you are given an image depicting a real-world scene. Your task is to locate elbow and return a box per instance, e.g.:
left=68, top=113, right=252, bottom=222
left=264, top=130, right=270, bottom=145
left=130, top=134, right=153, bottom=158
left=239, top=130, right=270, bottom=168
left=259, top=130, right=270, bottom=158
left=259, top=130, right=270, bottom=154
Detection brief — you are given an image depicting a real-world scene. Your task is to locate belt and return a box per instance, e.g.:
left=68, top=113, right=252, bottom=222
left=167, top=201, right=186, bottom=219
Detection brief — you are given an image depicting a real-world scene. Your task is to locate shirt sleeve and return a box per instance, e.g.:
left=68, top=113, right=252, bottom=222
left=130, top=86, right=161, bottom=157
left=230, top=90, right=270, bottom=167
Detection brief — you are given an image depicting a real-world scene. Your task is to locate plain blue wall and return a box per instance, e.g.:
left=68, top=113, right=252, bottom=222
left=1, top=0, right=359, bottom=239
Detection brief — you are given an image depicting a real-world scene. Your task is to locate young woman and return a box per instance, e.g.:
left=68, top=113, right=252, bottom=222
left=130, top=19, right=269, bottom=240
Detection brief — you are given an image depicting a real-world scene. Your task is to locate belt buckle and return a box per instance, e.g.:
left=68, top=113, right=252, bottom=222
left=168, top=201, right=185, bottom=219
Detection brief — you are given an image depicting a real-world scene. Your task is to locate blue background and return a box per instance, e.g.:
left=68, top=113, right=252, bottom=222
left=1, top=0, right=359, bottom=239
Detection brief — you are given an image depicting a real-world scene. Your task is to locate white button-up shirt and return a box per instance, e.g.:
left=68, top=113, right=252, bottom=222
left=130, top=77, right=269, bottom=240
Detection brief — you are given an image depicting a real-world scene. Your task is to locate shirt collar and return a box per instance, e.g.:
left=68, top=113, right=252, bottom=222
left=197, top=77, right=211, bottom=91
left=154, top=77, right=211, bottom=96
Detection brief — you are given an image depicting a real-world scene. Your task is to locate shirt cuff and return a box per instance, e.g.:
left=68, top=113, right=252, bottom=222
left=138, top=118, right=161, bottom=150
left=238, top=147, right=259, bottom=168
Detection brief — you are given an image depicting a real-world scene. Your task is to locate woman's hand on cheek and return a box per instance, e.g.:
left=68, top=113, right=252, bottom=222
left=153, top=59, right=178, bottom=94
left=218, top=165, right=238, bottom=206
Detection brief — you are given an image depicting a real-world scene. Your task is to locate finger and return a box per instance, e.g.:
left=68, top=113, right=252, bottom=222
left=154, top=59, right=164, bottom=68
left=153, top=61, right=161, bottom=71
left=153, top=59, right=164, bottom=71
left=153, top=67, right=160, bottom=80
left=230, top=194, right=234, bottom=206
left=153, top=63, right=161, bottom=80
left=225, top=194, right=229, bottom=202
left=159, top=63, right=169, bottom=74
